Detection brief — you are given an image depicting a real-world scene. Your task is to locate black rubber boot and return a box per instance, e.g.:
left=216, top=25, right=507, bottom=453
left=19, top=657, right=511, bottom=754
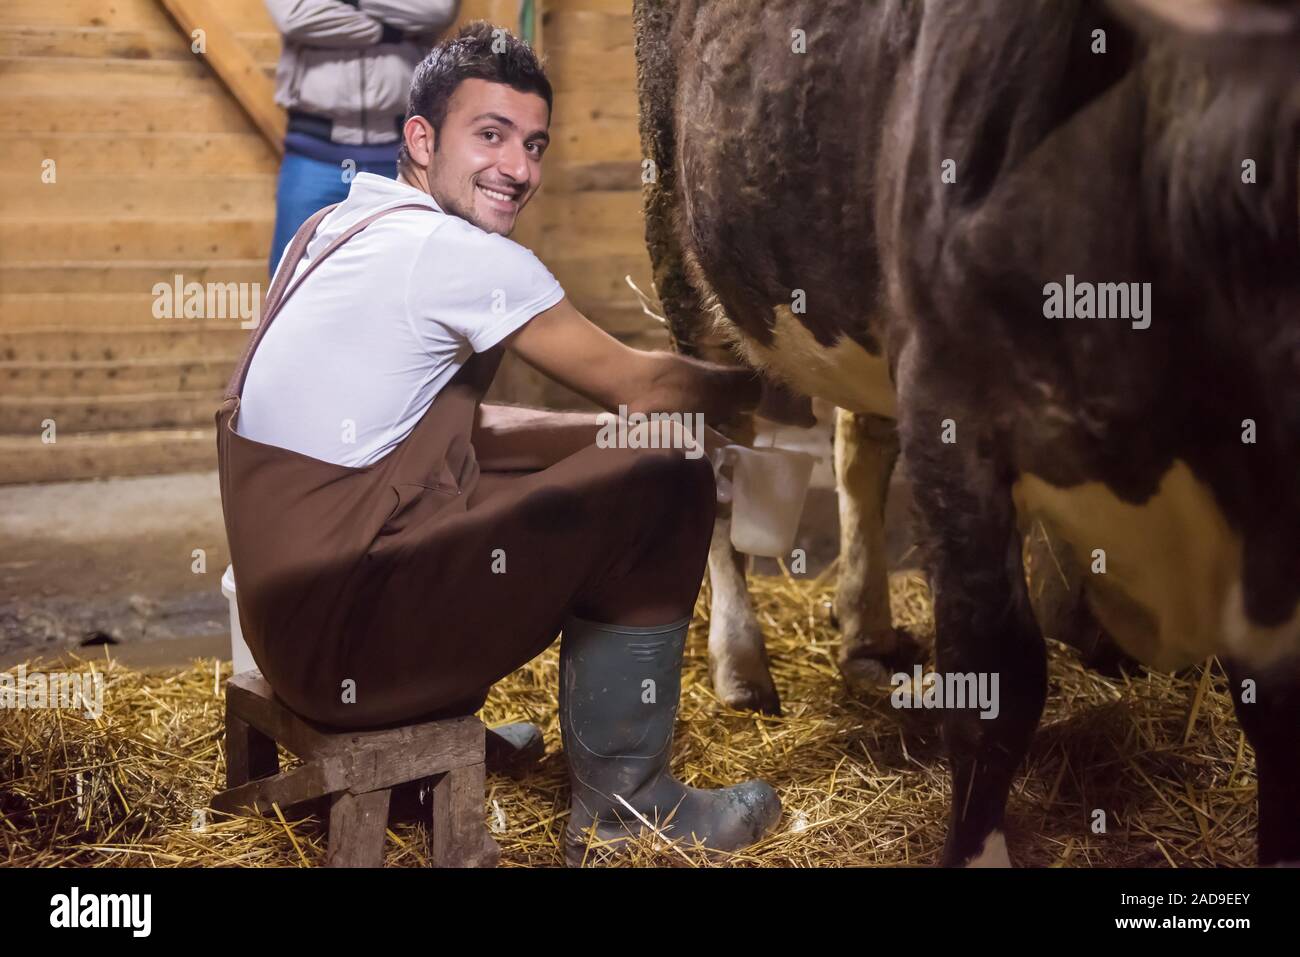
left=486, top=722, right=545, bottom=778
left=559, top=615, right=782, bottom=865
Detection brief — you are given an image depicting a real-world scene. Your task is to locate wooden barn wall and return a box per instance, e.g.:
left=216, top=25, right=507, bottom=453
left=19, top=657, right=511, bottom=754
left=498, top=0, right=666, bottom=411
left=0, top=0, right=661, bottom=484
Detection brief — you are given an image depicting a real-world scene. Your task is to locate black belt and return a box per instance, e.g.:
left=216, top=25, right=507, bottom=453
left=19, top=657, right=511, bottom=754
left=287, top=109, right=404, bottom=141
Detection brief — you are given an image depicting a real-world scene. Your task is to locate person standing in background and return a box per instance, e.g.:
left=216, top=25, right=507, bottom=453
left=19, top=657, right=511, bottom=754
left=264, top=0, right=462, bottom=276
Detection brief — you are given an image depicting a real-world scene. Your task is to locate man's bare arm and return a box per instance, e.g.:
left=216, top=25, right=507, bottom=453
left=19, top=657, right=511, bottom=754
left=503, top=296, right=761, bottom=426
left=471, top=404, right=601, bottom=472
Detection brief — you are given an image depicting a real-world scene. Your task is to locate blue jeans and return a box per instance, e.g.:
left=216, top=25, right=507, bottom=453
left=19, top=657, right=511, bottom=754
left=269, top=151, right=397, bottom=277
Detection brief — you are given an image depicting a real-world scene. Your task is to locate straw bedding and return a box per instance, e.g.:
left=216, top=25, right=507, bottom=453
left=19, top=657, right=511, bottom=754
left=0, top=570, right=1255, bottom=867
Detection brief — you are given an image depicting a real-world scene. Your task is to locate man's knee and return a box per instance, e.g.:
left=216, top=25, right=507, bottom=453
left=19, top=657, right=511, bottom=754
left=621, top=446, right=715, bottom=518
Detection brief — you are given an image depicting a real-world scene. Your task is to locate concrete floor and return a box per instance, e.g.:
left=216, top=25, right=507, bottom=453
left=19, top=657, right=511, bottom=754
left=0, top=433, right=917, bottom=670
left=0, top=472, right=232, bottom=670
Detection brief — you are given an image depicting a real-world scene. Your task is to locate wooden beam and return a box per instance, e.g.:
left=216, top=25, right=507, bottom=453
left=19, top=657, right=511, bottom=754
left=156, top=0, right=285, bottom=155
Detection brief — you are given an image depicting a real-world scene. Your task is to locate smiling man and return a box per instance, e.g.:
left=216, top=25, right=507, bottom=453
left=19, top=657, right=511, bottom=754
left=221, top=22, right=783, bottom=865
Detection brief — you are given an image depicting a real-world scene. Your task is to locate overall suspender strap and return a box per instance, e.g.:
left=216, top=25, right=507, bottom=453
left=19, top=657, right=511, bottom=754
left=224, top=201, right=437, bottom=399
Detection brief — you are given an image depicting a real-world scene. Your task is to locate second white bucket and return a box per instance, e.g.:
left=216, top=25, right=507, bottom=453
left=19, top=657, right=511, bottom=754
left=714, top=445, right=816, bottom=558
left=221, top=565, right=258, bottom=676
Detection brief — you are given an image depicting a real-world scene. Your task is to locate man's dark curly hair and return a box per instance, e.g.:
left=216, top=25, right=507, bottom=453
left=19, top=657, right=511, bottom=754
left=398, top=21, right=552, bottom=171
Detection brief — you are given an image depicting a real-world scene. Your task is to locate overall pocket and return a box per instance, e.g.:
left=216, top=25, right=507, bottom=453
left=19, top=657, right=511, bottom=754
left=377, top=481, right=461, bottom=541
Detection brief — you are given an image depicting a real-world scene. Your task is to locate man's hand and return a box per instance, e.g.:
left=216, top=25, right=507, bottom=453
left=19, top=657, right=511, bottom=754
left=755, top=376, right=816, bottom=427
left=359, top=0, right=460, bottom=34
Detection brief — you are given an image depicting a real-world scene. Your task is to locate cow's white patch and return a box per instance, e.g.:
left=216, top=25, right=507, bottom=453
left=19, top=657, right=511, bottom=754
left=966, top=830, right=1011, bottom=868
left=1014, top=461, right=1300, bottom=670
left=1219, top=581, right=1300, bottom=669
left=735, top=306, right=896, bottom=418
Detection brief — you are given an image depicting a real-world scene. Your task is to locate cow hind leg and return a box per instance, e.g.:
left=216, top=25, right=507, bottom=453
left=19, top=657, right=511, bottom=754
left=900, top=375, right=1047, bottom=868
left=1223, top=657, right=1300, bottom=865
left=932, top=530, right=1047, bottom=868
left=707, top=514, right=781, bottom=715
left=832, top=409, right=924, bottom=691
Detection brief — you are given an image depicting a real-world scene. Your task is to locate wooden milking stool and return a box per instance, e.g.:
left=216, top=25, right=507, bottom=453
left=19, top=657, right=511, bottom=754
left=212, top=671, right=498, bottom=867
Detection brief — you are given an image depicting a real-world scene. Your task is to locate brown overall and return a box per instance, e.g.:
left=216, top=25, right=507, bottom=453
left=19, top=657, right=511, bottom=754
left=217, top=204, right=715, bottom=729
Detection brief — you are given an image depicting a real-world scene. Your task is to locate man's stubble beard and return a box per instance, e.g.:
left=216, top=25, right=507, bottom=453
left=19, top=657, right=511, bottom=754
left=438, top=183, right=514, bottom=237
left=403, top=154, right=517, bottom=237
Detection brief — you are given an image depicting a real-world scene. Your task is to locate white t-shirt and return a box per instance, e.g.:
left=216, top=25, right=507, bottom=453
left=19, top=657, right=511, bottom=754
left=236, top=172, right=565, bottom=466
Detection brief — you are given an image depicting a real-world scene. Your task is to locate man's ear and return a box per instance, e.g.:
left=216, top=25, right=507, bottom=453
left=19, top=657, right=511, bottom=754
left=403, top=115, right=437, bottom=167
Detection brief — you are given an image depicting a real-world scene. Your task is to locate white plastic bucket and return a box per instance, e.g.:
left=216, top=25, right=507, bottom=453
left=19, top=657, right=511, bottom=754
left=713, top=444, right=816, bottom=557
left=221, top=565, right=257, bottom=675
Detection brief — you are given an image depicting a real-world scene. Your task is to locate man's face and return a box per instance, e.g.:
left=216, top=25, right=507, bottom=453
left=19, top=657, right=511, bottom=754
left=423, top=78, right=549, bottom=236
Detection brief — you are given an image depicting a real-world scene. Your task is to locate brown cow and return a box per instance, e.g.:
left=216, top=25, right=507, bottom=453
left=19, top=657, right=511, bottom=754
left=634, top=0, right=1300, bottom=865
left=635, top=1, right=929, bottom=716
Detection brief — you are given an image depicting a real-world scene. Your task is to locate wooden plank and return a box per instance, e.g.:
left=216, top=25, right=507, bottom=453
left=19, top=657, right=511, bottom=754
left=430, top=763, right=496, bottom=867
left=545, top=47, right=636, bottom=94
left=547, top=259, right=655, bottom=302
left=546, top=123, right=642, bottom=164
left=543, top=11, right=632, bottom=51
left=0, top=93, right=256, bottom=134
left=0, top=391, right=225, bottom=432
left=157, top=0, right=286, bottom=154
left=552, top=90, right=640, bottom=127
left=327, top=789, right=390, bottom=867
left=1, top=358, right=233, bottom=397
left=0, top=217, right=274, bottom=260
left=542, top=159, right=642, bottom=193
left=545, top=0, right=628, bottom=12
left=223, top=672, right=488, bottom=784
left=306, top=714, right=482, bottom=764
left=0, top=26, right=279, bottom=65
left=536, top=224, right=646, bottom=259
left=0, top=175, right=275, bottom=217
left=214, top=757, right=348, bottom=817
left=0, top=428, right=218, bottom=485
left=225, top=671, right=334, bottom=757
left=223, top=678, right=485, bottom=782
left=0, top=327, right=249, bottom=362
left=0, top=260, right=267, bottom=294
left=0, top=293, right=266, bottom=330
left=1, top=55, right=219, bottom=92
left=539, top=190, right=648, bottom=253
left=546, top=90, right=643, bottom=164
left=0, top=26, right=189, bottom=60
left=0, top=132, right=277, bottom=176
left=4, top=0, right=178, bottom=32
left=543, top=261, right=655, bottom=314
left=237, top=30, right=279, bottom=65
left=224, top=707, right=279, bottom=789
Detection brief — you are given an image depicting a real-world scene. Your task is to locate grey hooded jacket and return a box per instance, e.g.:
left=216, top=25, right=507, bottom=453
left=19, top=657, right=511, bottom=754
left=265, top=0, right=460, bottom=146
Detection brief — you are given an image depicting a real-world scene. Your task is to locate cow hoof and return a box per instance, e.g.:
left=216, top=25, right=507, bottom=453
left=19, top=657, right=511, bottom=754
left=712, top=667, right=782, bottom=715
left=838, top=655, right=894, bottom=694
left=838, top=627, right=927, bottom=693
left=939, top=830, right=1013, bottom=868
left=965, top=831, right=1012, bottom=868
